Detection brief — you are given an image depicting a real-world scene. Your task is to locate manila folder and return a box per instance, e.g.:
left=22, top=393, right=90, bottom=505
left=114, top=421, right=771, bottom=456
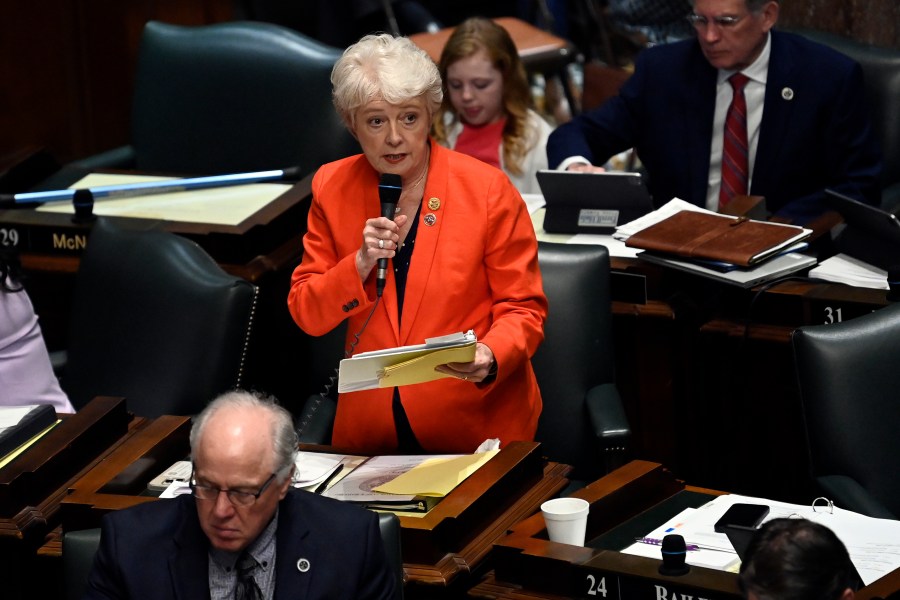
left=338, top=331, right=477, bottom=393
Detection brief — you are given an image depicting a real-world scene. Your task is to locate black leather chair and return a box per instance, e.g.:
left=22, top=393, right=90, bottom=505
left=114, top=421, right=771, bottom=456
left=376, top=511, right=405, bottom=600
left=72, top=20, right=358, bottom=176
left=533, top=243, right=630, bottom=487
left=62, top=528, right=102, bottom=600
left=63, top=514, right=403, bottom=599
left=791, top=302, right=900, bottom=519
left=795, top=29, right=900, bottom=212
left=60, top=219, right=258, bottom=417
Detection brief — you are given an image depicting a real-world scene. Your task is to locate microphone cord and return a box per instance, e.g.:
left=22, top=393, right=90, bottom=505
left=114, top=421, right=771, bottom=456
left=295, top=296, right=381, bottom=440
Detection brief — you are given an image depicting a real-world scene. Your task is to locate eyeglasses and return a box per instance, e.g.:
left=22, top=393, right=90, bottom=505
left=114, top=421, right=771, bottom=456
left=686, top=13, right=745, bottom=29
left=190, top=472, right=278, bottom=507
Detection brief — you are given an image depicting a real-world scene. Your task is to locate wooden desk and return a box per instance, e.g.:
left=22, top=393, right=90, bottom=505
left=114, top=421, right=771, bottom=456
left=409, top=17, right=575, bottom=72
left=468, top=461, right=900, bottom=600
left=1, top=397, right=145, bottom=600
left=50, top=429, right=569, bottom=598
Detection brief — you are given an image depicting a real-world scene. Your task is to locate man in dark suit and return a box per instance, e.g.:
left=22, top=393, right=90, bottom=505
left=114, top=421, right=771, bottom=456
left=84, top=391, right=395, bottom=600
left=547, top=0, right=882, bottom=224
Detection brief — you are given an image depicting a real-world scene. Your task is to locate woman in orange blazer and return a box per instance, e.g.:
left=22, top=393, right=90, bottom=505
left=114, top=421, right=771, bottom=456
left=288, top=33, right=547, bottom=455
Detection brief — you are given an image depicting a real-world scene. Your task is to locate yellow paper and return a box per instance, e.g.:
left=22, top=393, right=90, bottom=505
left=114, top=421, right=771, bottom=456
left=377, top=343, right=476, bottom=388
left=0, top=421, right=60, bottom=469
left=373, top=450, right=499, bottom=497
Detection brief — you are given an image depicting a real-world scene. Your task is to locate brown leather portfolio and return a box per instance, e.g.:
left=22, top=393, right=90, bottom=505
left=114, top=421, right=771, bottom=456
left=625, top=210, right=810, bottom=267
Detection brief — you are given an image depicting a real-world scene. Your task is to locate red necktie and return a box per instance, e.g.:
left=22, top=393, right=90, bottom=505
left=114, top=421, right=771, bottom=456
left=719, top=73, right=750, bottom=210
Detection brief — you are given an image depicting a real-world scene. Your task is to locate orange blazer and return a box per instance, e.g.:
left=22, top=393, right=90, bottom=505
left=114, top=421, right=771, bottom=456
left=288, top=142, right=547, bottom=454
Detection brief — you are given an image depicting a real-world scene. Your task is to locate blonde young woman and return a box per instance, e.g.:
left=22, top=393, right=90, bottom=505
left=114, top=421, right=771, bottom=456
left=433, top=17, right=553, bottom=194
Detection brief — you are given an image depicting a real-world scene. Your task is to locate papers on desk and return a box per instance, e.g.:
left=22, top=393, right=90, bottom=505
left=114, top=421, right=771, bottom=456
left=322, top=450, right=498, bottom=513
left=37, top=173, right=291, bottom=226
left=809, top=253, right=889, bottom=289
left=0, top=404, right=59, bottom=467
left=622, top=493, right=900, bottom=585
left=338, top=330, right=476, bottom=393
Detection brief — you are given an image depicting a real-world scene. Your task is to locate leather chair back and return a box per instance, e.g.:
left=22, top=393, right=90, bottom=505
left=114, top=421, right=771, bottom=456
left=62, top=219, right=258, bottom=416
left=792, top=302, right=900, bottom=518
left=796, top=29, right=900, bottom=209
left=532, top=243, right=620, bottom=482
left=377, top=512, right=405, bottom=600
left=63, top=528, right=101, bottom=600
left=131, top=21, right=358, bottom=175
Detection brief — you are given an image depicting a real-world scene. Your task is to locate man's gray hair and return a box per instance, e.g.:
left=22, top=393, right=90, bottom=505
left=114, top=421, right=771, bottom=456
left=190, top=390, right=298, bottom=482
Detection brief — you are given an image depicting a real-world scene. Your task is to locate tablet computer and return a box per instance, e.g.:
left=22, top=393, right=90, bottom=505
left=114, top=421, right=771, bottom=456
left=824, top=189, right=900, bottom=270
left=537, top=170, right=655, bottom=234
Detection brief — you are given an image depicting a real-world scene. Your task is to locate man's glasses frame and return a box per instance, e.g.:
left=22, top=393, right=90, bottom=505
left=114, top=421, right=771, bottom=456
left=686, top=13, right=745, bottom=29
left=190, top=471, right=278, bottom=507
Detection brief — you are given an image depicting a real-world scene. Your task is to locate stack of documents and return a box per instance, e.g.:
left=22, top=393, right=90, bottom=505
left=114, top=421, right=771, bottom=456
left=615, top=199, right=816, bottom=287
left=622, top=493, right=900, bottom=585
left=322, top=451, right=497, bottom=513
left=338, top=331, right=476, bottom=393
left=808, top=253, right=889, bottom=289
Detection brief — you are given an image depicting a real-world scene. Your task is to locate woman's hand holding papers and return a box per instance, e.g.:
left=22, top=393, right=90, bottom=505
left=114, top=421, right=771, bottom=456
left=434, top=342, right=496, bottom=383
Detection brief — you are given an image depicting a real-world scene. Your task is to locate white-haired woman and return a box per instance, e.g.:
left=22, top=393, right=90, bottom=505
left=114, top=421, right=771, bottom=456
left=288, top=34, right=547, bottom=455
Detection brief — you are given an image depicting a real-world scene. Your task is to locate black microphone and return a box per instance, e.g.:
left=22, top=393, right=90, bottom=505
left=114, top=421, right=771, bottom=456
left=376, top=173, right=402, bottom=297
left=658, top=534, right=690, bottom=576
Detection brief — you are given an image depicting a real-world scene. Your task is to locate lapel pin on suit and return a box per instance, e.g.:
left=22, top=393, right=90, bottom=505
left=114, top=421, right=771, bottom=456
left=296, top=558, right=311, bottom=573
left=424, top=213, right=437, bottom=226
left=781, top=87, right=794, bottom=101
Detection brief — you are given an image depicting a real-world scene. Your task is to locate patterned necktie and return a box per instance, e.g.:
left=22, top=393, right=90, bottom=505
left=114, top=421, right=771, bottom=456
left=719, top=73, right=750, bottom=210
left=235, top=552, right=262, bottom=600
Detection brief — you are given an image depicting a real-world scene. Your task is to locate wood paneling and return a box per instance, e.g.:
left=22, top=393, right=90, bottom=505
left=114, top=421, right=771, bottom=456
left=1, top=1, right=233, bottom=167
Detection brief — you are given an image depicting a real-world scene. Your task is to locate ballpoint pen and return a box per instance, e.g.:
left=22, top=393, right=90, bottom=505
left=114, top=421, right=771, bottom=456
left=314, top=465, right=344, bottom=495
left=634, top=537, right=732, bottom=552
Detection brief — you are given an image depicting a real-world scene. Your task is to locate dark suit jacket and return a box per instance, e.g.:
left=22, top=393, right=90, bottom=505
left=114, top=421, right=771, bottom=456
left=547, top=30, right=883, bottom=223
left=84, top=489, right=396, bottom=599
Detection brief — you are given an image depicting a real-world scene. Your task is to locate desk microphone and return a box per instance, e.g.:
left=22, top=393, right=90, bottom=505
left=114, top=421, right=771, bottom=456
left=376, top=173, right=402, bottom=297
left=658, top=534, right=690, bottom=576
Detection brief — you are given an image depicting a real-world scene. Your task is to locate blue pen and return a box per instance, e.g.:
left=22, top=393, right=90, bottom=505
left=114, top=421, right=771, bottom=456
left=635, top=537, right=728, bottom=552
left=5, top=166, right=302, bottom=205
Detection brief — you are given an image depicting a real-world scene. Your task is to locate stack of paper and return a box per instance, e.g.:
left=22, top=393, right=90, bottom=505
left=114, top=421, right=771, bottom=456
left=622, top=493, right=900, bottom=585
left=809, top=253, right=889, bottom=289
left=615, top=199, right=816, bottom=287
left=338, top=331, right=476, bottom=392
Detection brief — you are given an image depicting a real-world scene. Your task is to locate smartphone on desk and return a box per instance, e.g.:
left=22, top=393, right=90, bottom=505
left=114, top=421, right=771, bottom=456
left=714, top=503, right=770, bottom=533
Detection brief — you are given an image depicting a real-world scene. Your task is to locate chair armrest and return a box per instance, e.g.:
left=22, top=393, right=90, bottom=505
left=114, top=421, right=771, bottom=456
left=295, top=394, right=336, bottom=445
left=49, top=349, right=67, bottom=378
left=882, top=182, right=900, bottom=214
left=585, top=383, right=630, bottom=447
left=586, top=383, right=631, bottom=474
left=817, top=474, right=897, bottom=519
left=68, top=145, right=137, bottom=171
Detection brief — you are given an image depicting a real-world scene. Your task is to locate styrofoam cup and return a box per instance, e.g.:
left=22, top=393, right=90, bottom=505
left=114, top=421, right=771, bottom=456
left=541, top=497, right=590, bottom=546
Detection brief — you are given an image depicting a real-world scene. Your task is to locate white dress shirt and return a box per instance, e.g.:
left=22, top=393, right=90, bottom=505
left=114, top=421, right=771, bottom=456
left=705, top=33, right=772, bottom=211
